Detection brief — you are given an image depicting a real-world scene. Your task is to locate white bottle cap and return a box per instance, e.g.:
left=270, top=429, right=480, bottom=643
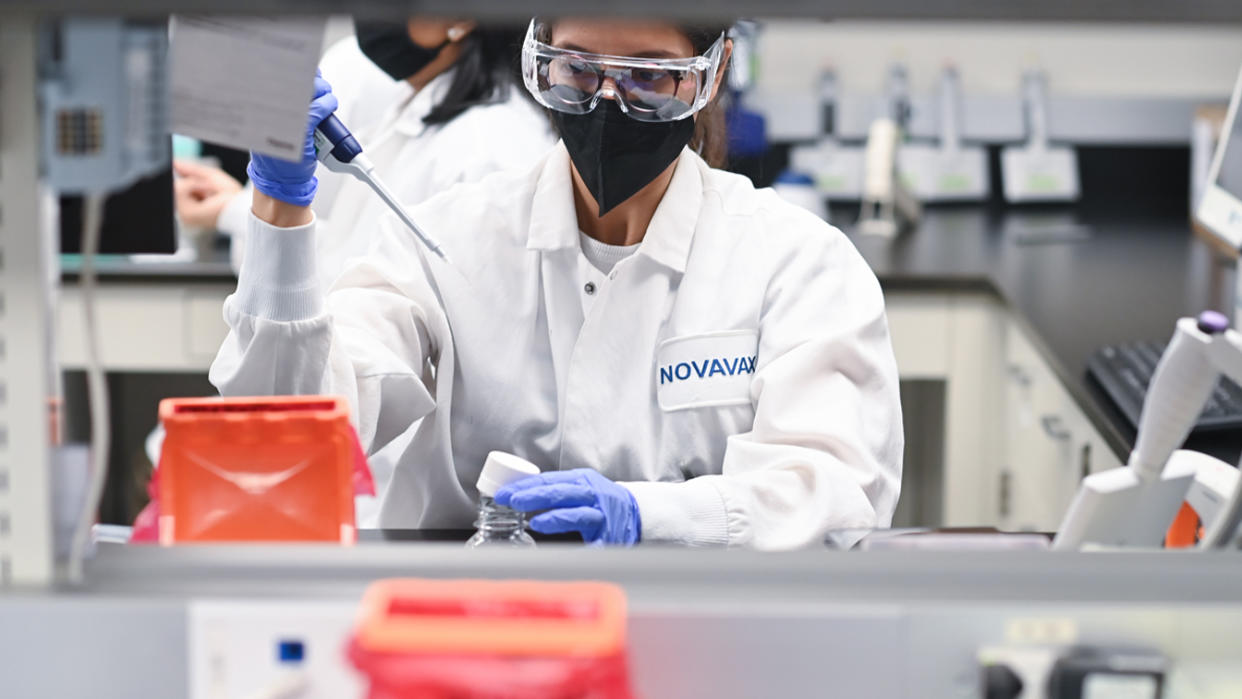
left=475, top=451, right=541, bottom=498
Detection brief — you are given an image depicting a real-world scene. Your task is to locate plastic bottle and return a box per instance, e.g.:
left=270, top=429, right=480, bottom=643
left=465, top=452, right=540, bottom=548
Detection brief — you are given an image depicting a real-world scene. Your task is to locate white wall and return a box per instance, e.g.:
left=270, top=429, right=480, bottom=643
left=322, top=15, right=353, bottom=54
left=756, top=20, right=1242, bottom=99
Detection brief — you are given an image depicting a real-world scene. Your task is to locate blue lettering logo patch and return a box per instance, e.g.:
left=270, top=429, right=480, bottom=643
left=656, top=330, right=759, bottom=411
left=658, top=356, right=756, bottom=386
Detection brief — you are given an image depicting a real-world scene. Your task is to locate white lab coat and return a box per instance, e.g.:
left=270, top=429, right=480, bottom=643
left=211, top=38, right=553, bottom=525
left=210, top=143, right=904, bottom=550
left=217, top=37, right=556, bottom=285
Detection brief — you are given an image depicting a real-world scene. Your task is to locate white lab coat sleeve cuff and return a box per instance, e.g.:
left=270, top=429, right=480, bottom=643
left=621, top=479, right=730, bottom=547
left=232, top=212, right=323, bottom=322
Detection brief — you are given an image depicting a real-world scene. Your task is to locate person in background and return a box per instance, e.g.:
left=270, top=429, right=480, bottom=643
left=212, top=17, right=903, bottom=548
left=168, top=20, right=554, bottom=525
left=173, top=17, right=555, bottom=283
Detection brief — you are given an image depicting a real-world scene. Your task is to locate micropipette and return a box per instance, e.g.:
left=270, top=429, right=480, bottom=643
left=313, top=114, right=450, bottom=263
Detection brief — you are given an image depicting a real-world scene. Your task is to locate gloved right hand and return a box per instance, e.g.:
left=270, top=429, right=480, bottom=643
left=245, top=72, right=338, bottom=208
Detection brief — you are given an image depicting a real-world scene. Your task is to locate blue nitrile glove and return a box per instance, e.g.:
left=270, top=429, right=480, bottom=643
left=494, top=469, right=641, bottom=546
left=246, top=71, right=338, bottom=207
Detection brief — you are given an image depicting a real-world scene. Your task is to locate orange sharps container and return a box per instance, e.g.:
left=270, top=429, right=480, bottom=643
left=157, top=395, right=357, bottom=545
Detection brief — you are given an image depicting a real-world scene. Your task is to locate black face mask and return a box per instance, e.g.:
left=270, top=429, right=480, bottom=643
left=552, top=101, right=695, bottom=216
left=354, top=21, right=449, bottom=81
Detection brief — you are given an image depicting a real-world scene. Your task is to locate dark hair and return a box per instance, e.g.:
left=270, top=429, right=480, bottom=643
left=423, top=24, right=530, bottom=126
left=680, top=23, right=732, bottom=168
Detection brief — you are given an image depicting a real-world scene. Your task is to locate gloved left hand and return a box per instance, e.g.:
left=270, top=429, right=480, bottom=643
left=494, top=469, right=641, bottom=546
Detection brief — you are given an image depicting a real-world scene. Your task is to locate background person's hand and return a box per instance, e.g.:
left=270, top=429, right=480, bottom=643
left=494, top=468, right=641, bottom=546
left=172, top=159, right=242, bottom=230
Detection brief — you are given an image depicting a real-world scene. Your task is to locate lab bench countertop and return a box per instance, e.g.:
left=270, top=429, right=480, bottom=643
left=60, top=206, right=1242, bottom=463
left=845, top=206, right=1240, bottom=464
left=61, top=250, right=235, bottom=282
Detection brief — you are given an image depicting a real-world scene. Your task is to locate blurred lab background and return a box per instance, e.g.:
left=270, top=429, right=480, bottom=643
left=61, top=16, right=1242, bottom=533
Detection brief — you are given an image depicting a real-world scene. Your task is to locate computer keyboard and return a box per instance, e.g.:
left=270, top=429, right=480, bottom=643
left=1087, top=340, right=1242, bottom=434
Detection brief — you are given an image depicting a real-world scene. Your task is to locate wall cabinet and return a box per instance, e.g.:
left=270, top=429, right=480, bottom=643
left=888, top=292, right=1121, bottom=529
left=1000, top=323, right=1122, bottom=531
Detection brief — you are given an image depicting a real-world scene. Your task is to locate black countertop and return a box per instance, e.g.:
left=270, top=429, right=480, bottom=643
left=62, top=207, right=1242, bottom=464
left=61, top=251, right=235, bottom=283
left=358, top=528, right=584, bottom=544
left=845, top=206, right=1241, bottom=464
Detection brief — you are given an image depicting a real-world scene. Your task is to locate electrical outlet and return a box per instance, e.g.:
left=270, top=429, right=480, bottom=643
left=188, top=600, right=363, bottom=699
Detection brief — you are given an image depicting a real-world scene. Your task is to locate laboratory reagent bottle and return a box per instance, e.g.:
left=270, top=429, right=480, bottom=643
left=465, top=451, right=541, bottom=548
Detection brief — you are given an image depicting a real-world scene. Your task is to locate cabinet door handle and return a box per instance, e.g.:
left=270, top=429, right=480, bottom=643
left=1041, top=415, right=1072, bottom=441
left=999, top=471, right=1012, bottom=519
left=1007, top=365, right=1032, bottom=387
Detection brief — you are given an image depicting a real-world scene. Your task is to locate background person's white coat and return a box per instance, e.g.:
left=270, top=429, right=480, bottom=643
left=209, top=38, right=554, bottom=525
left=217, top=37, right=556, bottom=284
left=210, top=144, right=904, bottom=550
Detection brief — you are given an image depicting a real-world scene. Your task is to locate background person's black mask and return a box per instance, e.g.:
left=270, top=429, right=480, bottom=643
left=355, top=21, right=449, bottom=81
left=552, top=101, right=695, bottom=217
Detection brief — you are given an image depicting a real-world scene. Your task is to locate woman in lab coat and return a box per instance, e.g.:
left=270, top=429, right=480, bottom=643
left=173, top=17, right=556, bottom=282
left=211, top=17, right=904, bottom=549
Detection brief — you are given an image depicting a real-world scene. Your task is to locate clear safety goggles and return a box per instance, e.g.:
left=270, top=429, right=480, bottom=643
left=521, top=19, right=726, bottom=123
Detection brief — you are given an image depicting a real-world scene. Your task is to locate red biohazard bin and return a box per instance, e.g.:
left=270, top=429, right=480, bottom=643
left=347, top=579, right=636, bottom=699
left=153, top=395, right=365, bottom=545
